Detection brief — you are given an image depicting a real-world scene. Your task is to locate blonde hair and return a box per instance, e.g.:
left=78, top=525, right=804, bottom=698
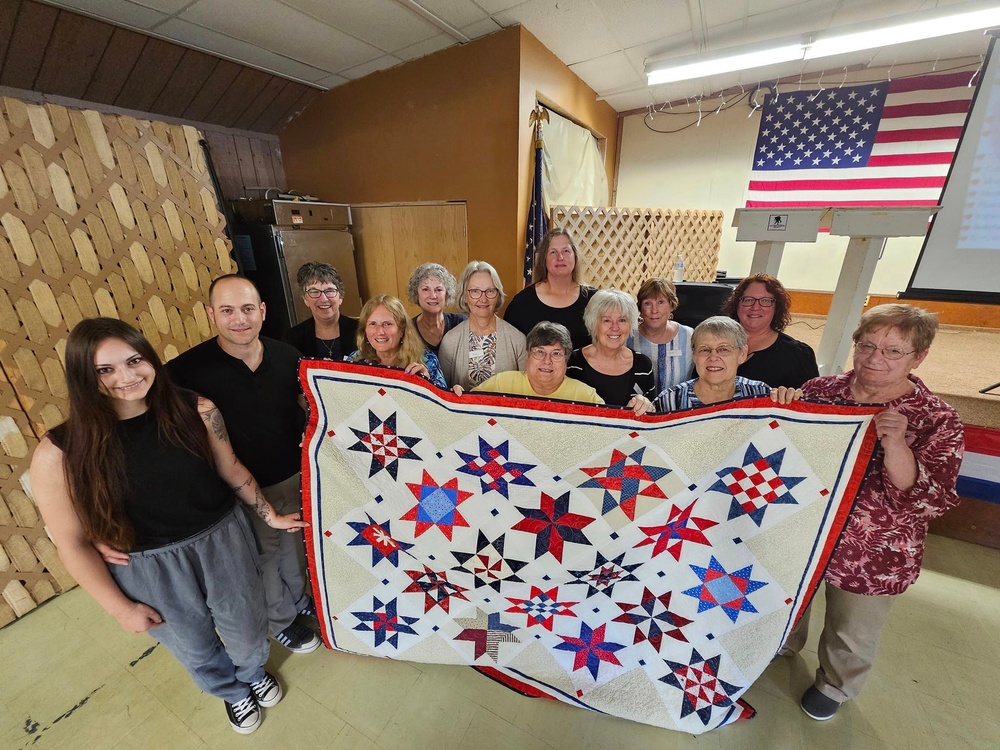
left=356, top=295, right=426, bottom=367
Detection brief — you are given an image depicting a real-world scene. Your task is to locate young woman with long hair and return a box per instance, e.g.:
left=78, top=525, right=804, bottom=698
left=29, top=317, right=307, bottom=735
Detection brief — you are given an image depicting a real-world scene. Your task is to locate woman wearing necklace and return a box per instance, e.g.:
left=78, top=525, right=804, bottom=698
left=503, top=228, right=596, bottom=350
left=407, top=262, right=466, bottom=354
left=284, top=262, right=358, bottom=360
left=628, top=278, right=694, bottom=394
left=439, top=261, right=526, bottom=391
left=566, top=289, right=655, bottom=415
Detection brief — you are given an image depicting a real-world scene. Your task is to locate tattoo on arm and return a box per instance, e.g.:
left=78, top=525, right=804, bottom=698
left=253, top=485, right=271, bottom=525
left=231, top=476, right=252, bottom=493
left=201, top=407, right=230, bottom=443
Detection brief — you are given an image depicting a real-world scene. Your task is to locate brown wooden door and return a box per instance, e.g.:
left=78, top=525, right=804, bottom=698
left=351, top=202, right=468, bottom=312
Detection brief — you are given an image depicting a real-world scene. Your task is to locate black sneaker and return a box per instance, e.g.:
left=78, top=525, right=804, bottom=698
left=226, top=694, right=261, bottom=734
left=800, top=686, right=841, bottom=720
left=274, top=621, right=321, bottom=654
left=298, top=598, right=317, bottom=619
left=249, top=671, right=283, bottom=708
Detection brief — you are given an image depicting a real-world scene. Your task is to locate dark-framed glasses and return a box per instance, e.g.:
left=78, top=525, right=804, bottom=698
left=305, top=287, right=341, bottom=299
left=739, top=296, right=775, bottom=307
left=854, top=342, right=914, bottom=360
left=467, top=288, right=499, bottom=300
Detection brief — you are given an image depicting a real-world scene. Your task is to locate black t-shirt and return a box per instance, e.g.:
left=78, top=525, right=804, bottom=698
left=284, top=316, right=359, bottom=360
left=48, top=404, right=232, bottom=551
left=168, top=336, right=305, bottom=486
left=412, top=312, right=467, bottom=354
left=567, top=349, right=657, bottom=406
left=503, top=284, right=596, bottom=350
left=737, top=331, right=819, bottom=388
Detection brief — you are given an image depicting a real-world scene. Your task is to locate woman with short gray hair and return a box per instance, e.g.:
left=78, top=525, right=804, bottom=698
left=655, top=316, right=799, bottom=411
left=566, top=289, right=655, bottom=415
left=284, top=262, right=358, bottom=360
left=407, top=262, right=466, bottom=354
left=439, top=261, right=526, bottom=390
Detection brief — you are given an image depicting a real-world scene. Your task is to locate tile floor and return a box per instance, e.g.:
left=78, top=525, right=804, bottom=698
left=2, top=534, right=998, bottom=749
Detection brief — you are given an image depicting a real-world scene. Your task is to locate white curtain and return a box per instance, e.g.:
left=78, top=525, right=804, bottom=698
left=541, top=107, right=609, bottom=208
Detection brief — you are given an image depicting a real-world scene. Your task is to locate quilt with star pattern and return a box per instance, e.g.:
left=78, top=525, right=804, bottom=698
left=300, top=361, right=879, bottom=734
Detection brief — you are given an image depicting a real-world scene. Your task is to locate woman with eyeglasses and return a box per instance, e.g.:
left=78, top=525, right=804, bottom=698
left=284, top=262, right=358, bottom=360
left=438, top=261, right=527, bottom=391
left=654, top=316, right=800, bottom=411
left=463, top=322, right=603, bottom=404
left=781, top=304, right=963, bottom=721
left=566, top=289, right=656, bottom=415
left=721, top=274, right=819, bottom=388
left=347, top=295, right=447, bottom=388
left=407, top=262, right=466, bottom=354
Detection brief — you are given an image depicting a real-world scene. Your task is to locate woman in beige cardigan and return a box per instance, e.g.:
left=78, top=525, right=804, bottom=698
left=439, top=261, right=527, bottom=390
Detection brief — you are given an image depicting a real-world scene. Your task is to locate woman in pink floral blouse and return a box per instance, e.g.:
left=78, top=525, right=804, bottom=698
left=783, top=304, right=964, bottom=721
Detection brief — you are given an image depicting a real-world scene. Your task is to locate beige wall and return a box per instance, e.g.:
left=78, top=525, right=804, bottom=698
left=279, top=25, right=618, bottom=301
left=616, top=62, right=972, bottom=295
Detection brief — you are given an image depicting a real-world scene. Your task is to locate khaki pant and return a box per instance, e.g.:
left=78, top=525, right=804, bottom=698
left=784, top=582, right=897, bottom=702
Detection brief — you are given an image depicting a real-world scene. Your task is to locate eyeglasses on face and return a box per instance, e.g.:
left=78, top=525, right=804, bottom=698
left=854, top=342, right=914, bottom=360
left=529, top=347, right=567, bottom=361
left=694, top=345, right=737, bottom=357
left=305, top=287, right=341, bottom=299
left=739, top=296, right=775, bottom=308
left=467, top=288, right=499, bottom=300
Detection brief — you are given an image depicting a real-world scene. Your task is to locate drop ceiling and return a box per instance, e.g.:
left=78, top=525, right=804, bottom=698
left=42, top=0, right=994, bottom=112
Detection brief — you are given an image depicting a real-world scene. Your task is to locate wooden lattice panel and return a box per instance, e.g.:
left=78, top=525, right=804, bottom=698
left=0, top=96, right=235, bottom=626
left=550, top=206, right=724, bottom=292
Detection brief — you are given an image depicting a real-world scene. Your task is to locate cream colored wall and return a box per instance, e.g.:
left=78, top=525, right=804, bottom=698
left=615, top=62, right=975, bottom=295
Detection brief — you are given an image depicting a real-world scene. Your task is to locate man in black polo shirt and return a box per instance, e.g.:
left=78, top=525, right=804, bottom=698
left=168, top=274, right=320, bottom=654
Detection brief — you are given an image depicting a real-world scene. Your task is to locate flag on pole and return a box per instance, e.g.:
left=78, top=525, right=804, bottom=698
left=524, top=109, right=549, bottom=285
left=745, top=70, right=976, bottom=208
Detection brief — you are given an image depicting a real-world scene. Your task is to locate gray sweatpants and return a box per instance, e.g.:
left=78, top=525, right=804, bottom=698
left=253, top=472, right=310, bottom=636
left=109, top=506, right=269, bottom=703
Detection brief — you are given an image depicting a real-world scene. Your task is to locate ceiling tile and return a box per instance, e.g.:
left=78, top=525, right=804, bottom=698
left=460, top=16, right=504, bottom=38
left=473, top=0, right=531, bottom=13
left=156, top=17, right=333, bottom=82
left=46, top=0, right=167, bottom=29
left=180, top=0, right=384, bottom=71
left=132, top=0, right=195, bottom=12
left=495, top=0, right=619, bottom=65
left=280, top=0, right=441, bottom=50
left=339, top=54, right=403, bottom=79
left=416, top=0, right=489, bottom=29
left=314, top=72, right=350, bottom=88
left=595, top=0, right=690, bottom=49
left=569, top=50, right=643, bottom=94
left=393, top=32, right=454, bottom=60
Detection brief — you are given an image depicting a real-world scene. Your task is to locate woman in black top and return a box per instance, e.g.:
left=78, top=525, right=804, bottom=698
left=566, top=289, right=655, bottom=415
left=29, top=318, right=306, bottom=735
left=504, top=228, right=596, bottom=349
left=721, top=274, right=819, bottom=388
left=284, top=261, right=358, bottom=360
left=407, top=262, right=466, bottom=354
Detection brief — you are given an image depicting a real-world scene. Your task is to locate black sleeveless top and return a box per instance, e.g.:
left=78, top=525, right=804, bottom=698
left=49, top=404, right=233, bottom=551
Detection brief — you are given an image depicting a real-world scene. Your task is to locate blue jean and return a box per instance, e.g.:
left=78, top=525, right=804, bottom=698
left=110, top=505, right=269, bottom=703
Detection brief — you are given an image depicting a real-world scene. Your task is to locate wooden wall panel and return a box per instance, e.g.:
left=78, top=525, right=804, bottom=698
left=201, top=130, right=288, bottom=201
left=33, top=12, right=114, bottom=100
left=0, top=0, right=58, bottom=91
left=0, top=95, right=236, bottom=626
left=0, top=1, right=320, bottom=134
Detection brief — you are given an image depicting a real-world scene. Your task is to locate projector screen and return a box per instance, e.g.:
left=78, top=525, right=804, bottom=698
left=904, top=34, right=1000, bottom=304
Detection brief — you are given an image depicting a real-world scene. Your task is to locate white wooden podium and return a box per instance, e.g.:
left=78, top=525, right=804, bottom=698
left=732, top=207, right=941, bottom=375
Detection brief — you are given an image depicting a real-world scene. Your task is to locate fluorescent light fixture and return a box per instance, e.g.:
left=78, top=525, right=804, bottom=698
left=645, top=0, right=1000, bottom=86
left=646, top=42, right=805, bottom=86
left=806, top=6, right=1000, bottom=59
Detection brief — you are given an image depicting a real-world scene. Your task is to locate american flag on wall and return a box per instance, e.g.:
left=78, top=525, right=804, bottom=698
left=745, top=70, right=977, bottom=208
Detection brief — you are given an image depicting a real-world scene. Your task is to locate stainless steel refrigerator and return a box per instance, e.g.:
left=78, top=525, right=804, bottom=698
left=230, top=199, right=362, bottom=341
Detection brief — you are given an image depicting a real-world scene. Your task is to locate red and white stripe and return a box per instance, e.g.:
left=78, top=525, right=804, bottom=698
left=745, top=70, right=976, bottom=209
